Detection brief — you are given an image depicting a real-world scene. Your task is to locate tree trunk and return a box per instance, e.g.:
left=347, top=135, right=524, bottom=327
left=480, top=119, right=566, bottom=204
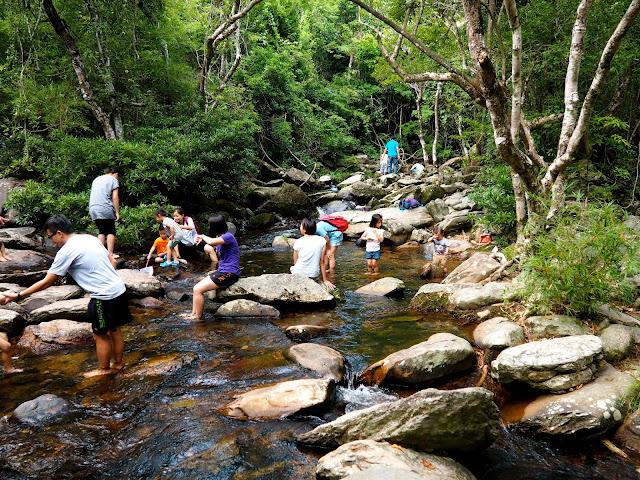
left=511, top=169, right=526, bottom=243
left=42, top=0, right=117, bottom=140
left=432, top=82, right=442, bottom=164
left=413, top=84, right=429, bottom=164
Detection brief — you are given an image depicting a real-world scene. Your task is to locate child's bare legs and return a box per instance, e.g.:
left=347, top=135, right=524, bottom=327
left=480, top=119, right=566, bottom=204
left=154, top=254, right=166, bottom=263
left=0, top=242, right=10, bottom=262
left=372, top=259, right=379, bottom=274
left=165, top=245, right=174, bottom=264
left=366, top=259, right=374, bottom=274
left=204, top=244, right=218, bottom=267
left=325, top=246, right=338, bottom=272
left=1, top=337, right=22, bottom=374
left=184, top=275, right=219, bottom=320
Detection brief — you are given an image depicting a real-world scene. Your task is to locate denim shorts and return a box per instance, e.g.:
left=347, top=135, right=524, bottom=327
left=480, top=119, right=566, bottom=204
left=365, top=250, right=380, bottom=260
left=327, top=230, right=343, bottom=247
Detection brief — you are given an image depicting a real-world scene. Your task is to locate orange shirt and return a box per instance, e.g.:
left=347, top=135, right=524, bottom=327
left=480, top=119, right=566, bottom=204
left=153, top=237, right=169, bottom=255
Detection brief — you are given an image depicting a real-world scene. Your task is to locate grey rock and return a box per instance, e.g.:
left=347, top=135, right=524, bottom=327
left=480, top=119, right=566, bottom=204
left=360, top=333, right=475, bottom=387
left=354, top=277, right=405, bottom=298
left=285, top=324, right=330, bottom=341
left=272, top=234, right=296, bottom=249
left=491, top=335, right=603, bottom=392
left=248, top=212, right=278, bottom=230
left=439, top=211, right=473, bottom=234
left=444, top=253, right=501, bottom=284
left=317, top=175, right=333, bottom=186
left=614, top=403, right=640, bottom=458
left=338, top=174, right=364, bottom=187
left=350, top=181, right=387, bottom=201
left=284, top=167, right=314, bottom=187
left=426, top=198, right=450, bottom=223
left=17, top=319, right=93, bottom=353
left=410, top=228, right=431, bottom=243
left=448, top=282, right=508, bottom=310
left=514, top=364, right=638, bottom=437
left=597, top=324, right=635, bottom=361
left=29, top=297, right=91, bottom=325
left=409, top=283, right=476, bottom=312
left=0, top=308, right=27, bottom=334
left=525, top=315, right=589, bottom=340
left=597, top=304, right=640, bottom=327
left=118, top=269, right=165, bottom=297
left=316, top=440, right=477, bottom=480
left=0, top=229, right=39, bottom=250
left=0, top=249, right=50, bottom=276
left=13, top=394, right=73, bottom=426
left=265, top=183, right=316, bottom=218
left=296, top=387, right=500, bottom=453
left=287, top=343, right=345, bottom=381
left=416, top=185, right=445, bottom=204
left=17, top=285, right=84, bottom=313
left=215, top=299, right=280, bottom=319
left=474, top=317, right=525, bottom=351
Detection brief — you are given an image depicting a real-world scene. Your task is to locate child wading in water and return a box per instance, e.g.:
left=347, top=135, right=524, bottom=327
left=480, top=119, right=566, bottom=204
left=428, top=225, right=450, bottom=274
left=360, top=214, right=384, bottom=274
left=182, top=215, right=240, bottom=320
left=154, top=208, right=184, bottom=267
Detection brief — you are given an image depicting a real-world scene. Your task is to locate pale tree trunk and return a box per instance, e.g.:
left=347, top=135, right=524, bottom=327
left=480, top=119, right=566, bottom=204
left=432, top=82, right=442, bottom=164
left=511, top=169, right=526, bottom=244
left=42, top=0, right=117, bottom=140
left=411, top=83, right=429, bottom=164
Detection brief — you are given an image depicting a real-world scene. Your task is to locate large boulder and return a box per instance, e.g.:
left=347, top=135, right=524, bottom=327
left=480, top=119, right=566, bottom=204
left=597, top=324, right=635, bottom=361
left=284, top=167, right=314, bottom=187
left=340, top=207, right=433, bottom=239
left=214, top=299, right=280, bottom=320
left=443, top=253, right=501, bottom=284
left=491, top=335, right=603, bottom=393
left=12, top=394, right=73, bottom=426
left=509, top=364, right=638, bottom=437
left=296, top=387, right=500, bottom=453
left=0, top=249, right=50, bottom=276
left=247, top=185, right=281, bottom=209
left=216, top=273, right=335, bottom=310
left=316, top=440, right=477, bottom=480
left=448, top=282, right=508, bottom=310
left=272, top=234, right=296, bottom=249
left=17, top=319, right=93, bottom=353
left=264, top=183, right=315, bottom=218
left=524, top=315, right=589, bottom=340
left=409, top=283, right=475, bottom=312
left=0, top=229, right=39, bottom=250
left=415, top=185, right=445, bottom=204
left=117, top=269, right=165, bottom=297
left=439, top=211, right=473, bottom=234
left=354, top=277, right=405, bottom=298
left=0, top=308, right=27, bottom=334
left=28, top=297, right=91, bottom=325
left=222, top=378, right=335, bottom=420
left=338, top=174, right=364, bottom=187
left=360, top=333, right=475, bottom=387
left=473, top=317, right=525, bottom=361
left=248, top=212, right=278, bottom=230
left=350, top=181, right=387, bottom=202
left=426, top=198, right=450, bottom=223
left=287, top=343, right=345, bottom=381
left=17, top=285, right=84, bottom=313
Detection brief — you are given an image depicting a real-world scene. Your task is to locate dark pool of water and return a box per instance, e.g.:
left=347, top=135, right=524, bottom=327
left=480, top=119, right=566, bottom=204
left=1, top=230, right=639, bottom=479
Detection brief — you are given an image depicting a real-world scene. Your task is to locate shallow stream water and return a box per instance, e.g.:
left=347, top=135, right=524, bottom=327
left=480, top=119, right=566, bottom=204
left=1, top=229, right=639, bottom=479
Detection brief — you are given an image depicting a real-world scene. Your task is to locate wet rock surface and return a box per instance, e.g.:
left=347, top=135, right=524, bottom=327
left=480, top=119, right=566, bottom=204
left=287, top=343, right=345, bottom=381
left=443, top=253, right=501, bottom=284
left=117, top=269, right=165, bottom=297
left=284, top=324, right=331, bottom=341
left=17, top=319, right=93, bottom=353
left=0, top=308, right=27, bottom=334
left=354, top=277, right=405, bottom=297
left=215, top=299, right=280, bottom=319
left=524, top=315, right=589, bottom=340
left=12, top=394, right=73, bottom=426
left=28, top=297, right=91, bottom=325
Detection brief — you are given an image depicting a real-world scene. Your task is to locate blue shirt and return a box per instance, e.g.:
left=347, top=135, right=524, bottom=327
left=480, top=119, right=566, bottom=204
left=385, top=139, right=399, bottom=157
left=315, top=221, right=337, bottom=238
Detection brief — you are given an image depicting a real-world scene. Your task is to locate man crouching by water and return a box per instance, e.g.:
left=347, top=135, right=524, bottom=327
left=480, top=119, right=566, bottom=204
left=5, top=214, right=131, bottom=377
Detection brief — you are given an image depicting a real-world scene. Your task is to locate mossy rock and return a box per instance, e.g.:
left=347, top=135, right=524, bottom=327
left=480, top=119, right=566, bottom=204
left=249, top=213, right=278, bottom=230
left=415, top=185, right=445, bottom=204
left=265, top=183, right=316, bottom=219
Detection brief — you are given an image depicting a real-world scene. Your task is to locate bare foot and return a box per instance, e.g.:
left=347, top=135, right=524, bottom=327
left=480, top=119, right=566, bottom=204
left=178, top=258, right=188, bottom=265
left=0, top=257, right=7, bottom=262
left=4, top=367, right=23, bottom=374
left=83, top=368, right=117, bottom=378
left=110, top=361, right=125, bottom=370
left=3, top=256, right=11, bottom=261
left=179, top=312, right=201, bottom=321
left=111, top=253, right=120, bottom=259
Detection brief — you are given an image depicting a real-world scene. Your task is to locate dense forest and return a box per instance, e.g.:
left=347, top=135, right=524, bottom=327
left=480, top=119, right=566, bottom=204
left=0, top=0, right=639, bottom=248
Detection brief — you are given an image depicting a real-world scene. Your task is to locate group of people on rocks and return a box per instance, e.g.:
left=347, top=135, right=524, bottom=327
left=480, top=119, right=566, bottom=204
left=1, top=164, right=453, bottom=377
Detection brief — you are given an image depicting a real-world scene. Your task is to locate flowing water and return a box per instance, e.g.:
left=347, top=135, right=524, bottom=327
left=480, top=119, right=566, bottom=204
left=1, top=229, right=639, bottom=479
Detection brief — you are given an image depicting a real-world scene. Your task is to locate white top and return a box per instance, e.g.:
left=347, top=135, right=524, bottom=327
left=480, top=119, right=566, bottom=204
left=362, top=227, right=384, bottom=252
left=162, top=217, right=184, bottom=241
left=411, top=163, right=425, bottom=173
left=179, top=216, right=197, bottom=246
left=290, top=235, right=326, bottom=278
left=48, top=234, right=126, bottom=300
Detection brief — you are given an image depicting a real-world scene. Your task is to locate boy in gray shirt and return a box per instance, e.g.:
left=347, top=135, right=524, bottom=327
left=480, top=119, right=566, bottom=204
left=89, top=166, right=120, bottom=262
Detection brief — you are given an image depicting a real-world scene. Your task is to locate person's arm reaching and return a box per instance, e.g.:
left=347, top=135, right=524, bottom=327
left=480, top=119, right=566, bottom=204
left=4, top=273, right=60, bottom=302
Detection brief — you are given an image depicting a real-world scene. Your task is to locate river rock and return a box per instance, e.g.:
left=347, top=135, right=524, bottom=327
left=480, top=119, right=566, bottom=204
left=0, top=250, right=50, bottom=277
left=473, top=317, right=525, bottom=360
left=350, top=181, right=387, bottom=202
left=216, top=273, right=335, bottom=309
left=317, top=174, right=332, bottom=186
left=316, top=440, right=477, bottom=480
left=17, top=319, right=93, bottom=353
left=597, top=304, right=640, bottom=327
left=284, top=167, right=314, bottom=187
left=0, top=308, right=27, bottom=334
left=17, top=285, right=84, bottom=313
left=360, top=333, right=475, bottom=387
left=296, top=387, right=500, bottom=453
left=247, top=185, right=280, bottom=208
left=443, top=253, right=501, bottom=284
left=124, top=353, right=196, bottom=377
left=12, top=394, right=72, bottom=426
left=265, top=183, right=316, bottom=218
left=445, top=193, right=476, bottom=211
left=409, top=283, right=476, bottom=312
left=248, top=212, right=278, bottom=230
left=338, top=174, right=363, bottom=187
left=448, top=282, right=508, bottom=310
left=524, top=315, right=588, bottom=340
left=285, top=324, right=330, bottom=341
left=439, top=211, right=473, bottom=234
left=0, top=282, right=22, bottom=292
left=341, top=207, right=433, bottom=233
left=415, top=185, right=445, bottom=204
left=215, top=299, right=280, bottom=320
left=272, top=235, right=296, bottom=249
left=410, top=228, right=430, bottom=243
left=287, top=343, right=345, bottom=381
left=28, top=297, right=91, bottom=325
left=354, top=277, right=405, bottom=298
left=117, top=269, right=165, bottom=297
left=129, top=296, right=165, bottom=308
left=0, top=229, right=39, bottom=250
left=510, top=364, right=638, bottom=437
left=597, top=324, right=635, bottom=361
left=491, top=335, right=603, bottom=393
left=613, top=408, right=640, bottom=459
left=222, top=378, right=335, bottom=420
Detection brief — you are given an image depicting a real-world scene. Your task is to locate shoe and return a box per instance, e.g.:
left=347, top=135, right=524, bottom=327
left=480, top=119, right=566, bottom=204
left=160, top=261, right=170, bottom=267
left=170, top=261, right=179, bottom=266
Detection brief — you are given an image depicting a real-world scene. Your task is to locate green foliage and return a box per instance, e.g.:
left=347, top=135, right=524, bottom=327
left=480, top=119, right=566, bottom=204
left=518, top=202, right=640, bottom=316
left=116, top=203, right=177, bottom=251
left=469, top=160, right=517, bottom=243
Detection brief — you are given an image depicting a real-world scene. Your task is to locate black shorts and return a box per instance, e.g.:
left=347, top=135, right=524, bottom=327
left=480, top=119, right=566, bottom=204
left=94, top=218, right=116, bottom=236
left=209, top=271, right=240, bottom=288
left=87, top=294, right=133, bottom=335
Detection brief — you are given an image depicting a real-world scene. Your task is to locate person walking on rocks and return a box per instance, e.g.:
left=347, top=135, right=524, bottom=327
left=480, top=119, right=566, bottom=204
left=89, top=166, right=120, bottom=262
left=291, top=218, right=335, bottom=291
left=5, top=214, right=131, bottom=377
left=182, top=215, right=240, bottom=320
left=384, top=136, right=400, bottom=174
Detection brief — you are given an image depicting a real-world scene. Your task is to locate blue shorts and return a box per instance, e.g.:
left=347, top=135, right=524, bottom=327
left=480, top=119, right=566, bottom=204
left=366, top=250, right=380, bottom=260
left=327, top=230, right=343, bottom=247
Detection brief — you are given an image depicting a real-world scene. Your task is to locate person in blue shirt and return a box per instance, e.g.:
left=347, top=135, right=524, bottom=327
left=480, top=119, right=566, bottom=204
left=315, top=220, right=343, bottom=274
left=384, top=136, right=400, bottom=174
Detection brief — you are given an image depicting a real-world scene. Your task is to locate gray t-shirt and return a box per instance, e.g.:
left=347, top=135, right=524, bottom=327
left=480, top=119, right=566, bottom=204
left=89, top=174, right=119, bottom=220
left=48, top=234, right=126, bottom=300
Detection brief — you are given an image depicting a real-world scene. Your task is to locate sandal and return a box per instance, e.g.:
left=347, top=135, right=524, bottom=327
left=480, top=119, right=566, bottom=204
left=160, top=261, right=171, bottom=267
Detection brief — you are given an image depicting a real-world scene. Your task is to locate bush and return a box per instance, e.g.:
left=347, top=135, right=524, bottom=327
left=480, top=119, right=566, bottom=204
left=517, top=202, right=640, bottom=316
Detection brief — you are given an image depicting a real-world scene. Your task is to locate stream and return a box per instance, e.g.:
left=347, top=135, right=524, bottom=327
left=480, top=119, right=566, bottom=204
left=1, top=228, right=639, bottom=479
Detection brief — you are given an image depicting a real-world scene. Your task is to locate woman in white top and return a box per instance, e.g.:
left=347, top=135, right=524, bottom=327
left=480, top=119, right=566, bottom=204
left=291, top=218, right=335, bottom=290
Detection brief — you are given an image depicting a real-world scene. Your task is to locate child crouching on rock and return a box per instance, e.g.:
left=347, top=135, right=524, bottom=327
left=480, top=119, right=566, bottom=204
left=182, top=215, right=240, bottom=320
left=428, top=225, right=450, bottom=274
left=360, top=214, right=384, bottom=274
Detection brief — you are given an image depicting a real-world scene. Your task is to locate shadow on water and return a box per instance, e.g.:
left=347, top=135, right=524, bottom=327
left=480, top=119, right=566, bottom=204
left=1, top=230, right=639, bottom=479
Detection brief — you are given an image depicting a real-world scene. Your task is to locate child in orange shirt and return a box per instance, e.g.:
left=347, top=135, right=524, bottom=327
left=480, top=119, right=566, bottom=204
left=147, top=226, right=170, bottom=264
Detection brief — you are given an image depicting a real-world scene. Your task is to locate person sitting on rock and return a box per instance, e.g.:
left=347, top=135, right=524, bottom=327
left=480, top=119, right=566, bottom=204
left=291, top=218, right=335, bottom=291
left=428, top=225, right=451, bottom=274
left=182, top=215, right=240, bottom=320
left=147, top=225, right=172, bottom=264
left=154, top=208, right=184, bottom=267
left=0, top=293, right=22, bottom=375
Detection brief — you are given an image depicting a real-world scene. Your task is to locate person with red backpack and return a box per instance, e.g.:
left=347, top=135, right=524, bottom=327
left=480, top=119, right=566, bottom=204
left=173, top=208, right=218, bottom=265
left=316, top=214, right=348, bottom=273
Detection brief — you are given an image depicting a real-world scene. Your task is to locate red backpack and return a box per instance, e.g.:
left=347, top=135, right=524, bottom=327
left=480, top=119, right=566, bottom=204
left=185, top=216, right=201, bottom=234
left=318, top=214, right=348, bottom=232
